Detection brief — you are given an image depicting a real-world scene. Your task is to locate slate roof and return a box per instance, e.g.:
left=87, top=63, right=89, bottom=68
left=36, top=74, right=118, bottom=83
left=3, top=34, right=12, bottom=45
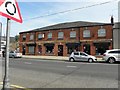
left=20, top=21, right=112, bottom=34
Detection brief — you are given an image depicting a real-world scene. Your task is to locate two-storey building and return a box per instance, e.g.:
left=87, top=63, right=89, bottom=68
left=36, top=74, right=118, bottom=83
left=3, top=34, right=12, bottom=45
left=19, top=21, right=113, bottom=56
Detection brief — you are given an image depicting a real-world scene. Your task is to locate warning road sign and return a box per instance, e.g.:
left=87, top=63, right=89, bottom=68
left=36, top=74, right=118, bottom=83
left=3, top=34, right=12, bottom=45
left=0, top=0, right=22, bottom=23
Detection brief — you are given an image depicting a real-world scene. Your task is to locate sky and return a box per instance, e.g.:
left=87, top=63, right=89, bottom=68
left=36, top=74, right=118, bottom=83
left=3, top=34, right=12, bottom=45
left=0, top=0, right=119, bottom=37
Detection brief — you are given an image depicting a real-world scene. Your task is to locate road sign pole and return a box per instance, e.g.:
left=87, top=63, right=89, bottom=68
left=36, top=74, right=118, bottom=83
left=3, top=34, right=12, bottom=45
left=3, top=18, right=11, bottom=89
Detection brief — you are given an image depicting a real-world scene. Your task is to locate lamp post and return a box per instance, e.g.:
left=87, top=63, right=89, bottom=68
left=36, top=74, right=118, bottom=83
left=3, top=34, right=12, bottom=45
left=0, top=22, right=2, bottom=52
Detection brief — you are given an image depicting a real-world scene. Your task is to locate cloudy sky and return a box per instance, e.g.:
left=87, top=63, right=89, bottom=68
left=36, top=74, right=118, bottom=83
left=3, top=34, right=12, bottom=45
left=0, top=0, right=119, bottom=37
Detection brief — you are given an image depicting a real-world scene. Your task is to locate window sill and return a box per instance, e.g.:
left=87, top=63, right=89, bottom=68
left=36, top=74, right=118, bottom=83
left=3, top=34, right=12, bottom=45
left=57, top=38, right=63, bottom=40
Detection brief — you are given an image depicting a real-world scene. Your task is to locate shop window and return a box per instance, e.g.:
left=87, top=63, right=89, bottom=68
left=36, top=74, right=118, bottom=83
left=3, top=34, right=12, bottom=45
left=38, top=45, right=42, bottom=54
left=58, top=32, right=64, bottom=39
left=70, top=31, right=76, bottom=38
left=95, top=46, right=108, bottom=55
left=22, top=34, right=26, bottom=41
left=46, top=46, right=54, bottom=54
left=48, top=32, right=52, bottom=39
left=30, top=34, right=34, bottom=40
left=98, top=29, right=106, bottom=37
left=28, top=46, right=34, bottom=54
left=67, top=46, right=78, bottom=54
left=83, top=30, right=90, bottom=38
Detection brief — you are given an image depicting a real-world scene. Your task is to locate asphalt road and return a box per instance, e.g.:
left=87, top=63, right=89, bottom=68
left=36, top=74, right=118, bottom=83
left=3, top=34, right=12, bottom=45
left=2, top=58, right=119, bottom=88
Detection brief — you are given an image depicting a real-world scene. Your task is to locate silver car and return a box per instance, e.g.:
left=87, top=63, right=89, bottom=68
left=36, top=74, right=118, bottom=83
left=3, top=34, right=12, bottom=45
left=103, top=49, right=120, bottom=63
left=69, top=52, right=97, bottom=63
left=9, top=51, right=22, bottom=58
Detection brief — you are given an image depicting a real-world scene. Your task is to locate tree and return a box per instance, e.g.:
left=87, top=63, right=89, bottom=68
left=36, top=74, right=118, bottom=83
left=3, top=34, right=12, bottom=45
left=15, top=35, right=19, bottom=42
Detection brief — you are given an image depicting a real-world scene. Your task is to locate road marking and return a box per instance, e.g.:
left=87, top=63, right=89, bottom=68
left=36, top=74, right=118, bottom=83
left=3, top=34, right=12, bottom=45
left=0, top=82, right=26, bottom=89
left=24, top=62, right=32, bottom=65
left=66, top=66, right=77, bottom=68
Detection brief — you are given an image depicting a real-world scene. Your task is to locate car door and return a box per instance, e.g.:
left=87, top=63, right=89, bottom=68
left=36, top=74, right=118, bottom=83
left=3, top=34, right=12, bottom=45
left=9, top=51, right=14, bottom=57
left=80, top=52, right=88, bottom=61
left=73, top=52, right=80, bottom=61
left=118, top=50, right=120, bottom=61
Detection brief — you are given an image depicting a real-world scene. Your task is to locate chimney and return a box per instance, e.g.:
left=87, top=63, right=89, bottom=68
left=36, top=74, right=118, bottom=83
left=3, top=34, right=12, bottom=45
left=111, top=16, right=114, bottom=25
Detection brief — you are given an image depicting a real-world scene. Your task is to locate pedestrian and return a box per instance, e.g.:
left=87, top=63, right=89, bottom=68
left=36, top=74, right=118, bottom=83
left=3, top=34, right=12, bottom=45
left=2, top=50, right=5, bottom=57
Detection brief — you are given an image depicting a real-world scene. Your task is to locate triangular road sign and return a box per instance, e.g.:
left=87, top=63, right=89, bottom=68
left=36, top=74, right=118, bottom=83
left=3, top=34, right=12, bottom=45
left=0, top=0, right=22, bottom=23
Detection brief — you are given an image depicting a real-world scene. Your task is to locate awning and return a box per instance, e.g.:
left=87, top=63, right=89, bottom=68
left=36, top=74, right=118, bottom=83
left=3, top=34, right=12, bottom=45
left=93, top=42, right=111, bottom=46
left=66, top=42, right=81, bottom=46
left=44, top=43, right=55, bottom=46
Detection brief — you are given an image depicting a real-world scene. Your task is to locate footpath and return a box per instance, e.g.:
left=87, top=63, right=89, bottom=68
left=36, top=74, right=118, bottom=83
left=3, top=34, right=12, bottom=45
left=22, top=55, right=104, bottom=62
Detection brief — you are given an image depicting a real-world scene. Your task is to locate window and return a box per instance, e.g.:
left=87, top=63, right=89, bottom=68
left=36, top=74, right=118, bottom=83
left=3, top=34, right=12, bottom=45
left=80, top=52, right=88, bottom=56
left=22, top=34, right=26, bottom=41
left=48, top=32, right=52, bottom=39
left=38, top=34, right=44, bottom=40
left=46, top=46, right=54, bottom=54
left=98, top=29, right=106, bottom=37
left=58, top=32, right=64, bottom=39
left=83, top=30, right=90, bottom=38
left=109, top=50, right=120, bottom=54
left=30, top=34, right=34, bottom=40
left=70, top=31, right=76, bottom=38
left=28, top=46, right=34, bottom=54
left=74, top=52, right=79, bottom=55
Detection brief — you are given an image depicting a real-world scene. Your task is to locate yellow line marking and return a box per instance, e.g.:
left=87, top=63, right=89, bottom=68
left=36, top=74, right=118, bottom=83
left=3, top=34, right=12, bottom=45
left=0, top=82, right=28, bottom=89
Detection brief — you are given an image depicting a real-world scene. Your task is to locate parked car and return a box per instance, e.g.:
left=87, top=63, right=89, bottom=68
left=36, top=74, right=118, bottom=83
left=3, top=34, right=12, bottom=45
left=69, top=51, right=97, bottom=63
left=103, top=49, right=120, bottom=63
left=9, top=51, right=22, bottom=58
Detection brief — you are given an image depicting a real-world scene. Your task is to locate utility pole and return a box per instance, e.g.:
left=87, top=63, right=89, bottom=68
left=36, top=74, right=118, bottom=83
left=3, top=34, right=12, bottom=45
left=3, top=18, right=11, bottom=89
left=0, top=22, right=2, bottom=52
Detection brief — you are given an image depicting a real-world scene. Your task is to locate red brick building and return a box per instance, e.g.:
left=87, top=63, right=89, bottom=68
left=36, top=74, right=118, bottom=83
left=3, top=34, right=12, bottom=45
left=19, top=21, right=113, bottom=56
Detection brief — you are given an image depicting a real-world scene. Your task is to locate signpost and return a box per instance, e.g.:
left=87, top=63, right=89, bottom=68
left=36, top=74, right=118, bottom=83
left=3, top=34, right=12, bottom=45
left=0, top=0, right=22, bottom=89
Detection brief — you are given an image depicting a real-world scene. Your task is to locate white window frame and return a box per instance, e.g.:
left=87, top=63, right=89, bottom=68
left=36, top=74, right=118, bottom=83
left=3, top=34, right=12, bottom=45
left=58, top=32, right=64, bottom=39
left=70, top=31, right=76, bottom=38
left=38, top=34, right=43, bottom=39
left=83, top=30, right=90, bottom=38
left=30, top=34, right=34, bottom=40
left=48, top=32, right=52, bottom=39
left=98, top=29, right=106, bottom=37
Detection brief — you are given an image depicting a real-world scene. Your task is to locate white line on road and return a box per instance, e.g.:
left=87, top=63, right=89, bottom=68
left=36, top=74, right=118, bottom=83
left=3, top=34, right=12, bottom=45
left=66, top=66, right=77, bottom=68
left=24, top=62, right=32, bottom=65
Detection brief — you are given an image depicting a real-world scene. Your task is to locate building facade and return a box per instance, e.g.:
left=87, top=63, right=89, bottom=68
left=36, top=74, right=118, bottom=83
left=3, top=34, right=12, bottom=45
left=19, top=21, right=113, bottom=56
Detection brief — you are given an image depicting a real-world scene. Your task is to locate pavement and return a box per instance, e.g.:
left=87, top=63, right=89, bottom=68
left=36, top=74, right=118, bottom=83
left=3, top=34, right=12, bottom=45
left=22, top=55, right=104, bottom=62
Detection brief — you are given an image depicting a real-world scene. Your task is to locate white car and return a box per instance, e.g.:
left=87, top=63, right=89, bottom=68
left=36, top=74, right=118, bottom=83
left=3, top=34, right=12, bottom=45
left=9, top=51, right=22, bottom=58
left=69, top=52, right=97, bottom=63
left=103, top=49, right=120, bottom=63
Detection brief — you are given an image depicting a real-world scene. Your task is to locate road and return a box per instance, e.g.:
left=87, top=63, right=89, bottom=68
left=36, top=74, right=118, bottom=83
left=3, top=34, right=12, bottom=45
left=2, top=58, right=119, bottom=88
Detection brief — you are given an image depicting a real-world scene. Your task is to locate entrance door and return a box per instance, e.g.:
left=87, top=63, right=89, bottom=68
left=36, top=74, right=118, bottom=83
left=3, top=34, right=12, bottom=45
left=22, top=45, right=26, bottom=55
left=83, top=44, right=90, bottom=55
left=58, top=45, right=63, bottom=56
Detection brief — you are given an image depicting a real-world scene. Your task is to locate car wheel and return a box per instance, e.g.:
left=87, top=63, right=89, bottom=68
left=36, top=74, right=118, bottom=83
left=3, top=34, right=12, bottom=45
left=108, top=57, right=115, bottom=64
left=88, top=58, right=93, bottom=63
left=11, top=55, right=15, bottom=58
left=69, top=58, right=75, bottom=62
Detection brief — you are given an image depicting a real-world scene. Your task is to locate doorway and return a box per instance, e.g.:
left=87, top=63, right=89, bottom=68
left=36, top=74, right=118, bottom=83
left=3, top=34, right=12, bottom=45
left=22, top=45, right=26, bottom=55
left=83, top=44, right=90, bottom=55
left=58, top=45, right=63, bottom=56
